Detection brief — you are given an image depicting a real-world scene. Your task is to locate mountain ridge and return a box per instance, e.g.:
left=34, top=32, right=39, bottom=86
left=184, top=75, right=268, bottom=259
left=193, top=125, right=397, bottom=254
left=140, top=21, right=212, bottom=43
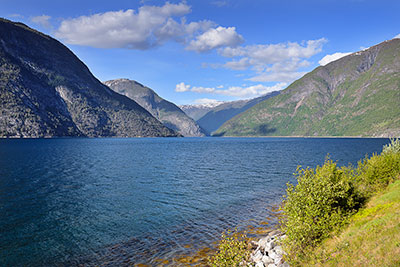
left=0, top=18, right=178, bottom=137
left=104, top=78, right=205, bottom=137
left=196, top=91, right=280, bottom=135
left=215, top=38, right=400, bottom=137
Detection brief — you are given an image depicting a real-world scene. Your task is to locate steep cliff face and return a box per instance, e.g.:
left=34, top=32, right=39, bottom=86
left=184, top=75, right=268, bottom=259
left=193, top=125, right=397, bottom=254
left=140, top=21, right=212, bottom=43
left=215, top=39, right=400, bottom=137
left=104, top=79, right=206, bottom=137
left=0, top=18, right=177, bottom=137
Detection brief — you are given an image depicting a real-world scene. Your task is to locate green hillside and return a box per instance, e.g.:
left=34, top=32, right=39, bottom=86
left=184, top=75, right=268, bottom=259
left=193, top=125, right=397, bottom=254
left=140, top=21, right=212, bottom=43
left=215, top=39, right=400, bottom=137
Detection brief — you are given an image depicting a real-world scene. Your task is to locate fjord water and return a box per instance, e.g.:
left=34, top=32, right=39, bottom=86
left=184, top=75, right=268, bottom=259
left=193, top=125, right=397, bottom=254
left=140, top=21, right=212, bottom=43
left=0, top=138, right=390, bottom=266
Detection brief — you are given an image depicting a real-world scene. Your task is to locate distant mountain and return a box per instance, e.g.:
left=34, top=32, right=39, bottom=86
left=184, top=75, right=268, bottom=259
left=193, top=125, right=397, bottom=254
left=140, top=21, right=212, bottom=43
left=104, top=79, right=205, bottom=137
left=180, top=102, right=223, bottom=121
left=215, top=39, right=400, bottom=137
left=196, top=91, right=280, bottom=135
left=0, top=18, right=177, bottom=137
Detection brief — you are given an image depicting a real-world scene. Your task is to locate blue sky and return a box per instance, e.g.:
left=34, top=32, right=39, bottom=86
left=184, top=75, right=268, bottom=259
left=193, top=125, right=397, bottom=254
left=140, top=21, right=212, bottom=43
left=1, top=0, right=400, bottom=105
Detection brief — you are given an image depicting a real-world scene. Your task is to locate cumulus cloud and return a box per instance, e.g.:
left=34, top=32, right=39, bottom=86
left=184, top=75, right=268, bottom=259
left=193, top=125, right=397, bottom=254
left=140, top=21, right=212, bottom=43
left=187, top=26, right=244, bottom=52
left=31, top=15, right=52, bottom=29
left=217, top=38, right=327, bottom=83
left=394, top=33, right=400, bottom=39
left=55, top=2, right=240, bottom=52
left=220, top=39, right=327, bottom=63
left=249, top=72, right=307, bottom=83
left=175, top=82, right=287, bottom=98
left=223, top=57, right=251, bottom=70
left=318, top=52, right=352, bottom=66
left=175, top=82, right=191, bottom=92
left=56, top=2, right=192, bottom=49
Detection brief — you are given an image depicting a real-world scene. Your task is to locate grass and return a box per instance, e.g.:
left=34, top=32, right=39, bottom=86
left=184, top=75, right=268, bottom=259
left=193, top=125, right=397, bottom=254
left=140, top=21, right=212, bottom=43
left=303, top=179, right=400, bottom=266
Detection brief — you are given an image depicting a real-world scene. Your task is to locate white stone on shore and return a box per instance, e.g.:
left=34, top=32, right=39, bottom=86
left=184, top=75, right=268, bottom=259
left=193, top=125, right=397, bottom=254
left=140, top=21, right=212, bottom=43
left=274, top=255, right=282, bottom=265
left=252, top=249, right=263, bottom=262
left=266, top=240, right=276, bottom=251
left=250, top=231, right=289, bottom=266
left=262, top=255, right=274, bottom=265
left=258, top=236, right=269, bottom=250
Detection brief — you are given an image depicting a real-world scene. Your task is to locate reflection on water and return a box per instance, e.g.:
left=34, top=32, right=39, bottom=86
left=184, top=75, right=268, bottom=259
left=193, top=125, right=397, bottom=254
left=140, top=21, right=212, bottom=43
left=0, top=137, right=389, bottom=266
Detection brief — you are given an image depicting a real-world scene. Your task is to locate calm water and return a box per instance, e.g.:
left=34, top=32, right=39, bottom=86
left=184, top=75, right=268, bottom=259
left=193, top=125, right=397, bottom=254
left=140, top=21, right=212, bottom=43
left=0, top=137, right=390, bottom=266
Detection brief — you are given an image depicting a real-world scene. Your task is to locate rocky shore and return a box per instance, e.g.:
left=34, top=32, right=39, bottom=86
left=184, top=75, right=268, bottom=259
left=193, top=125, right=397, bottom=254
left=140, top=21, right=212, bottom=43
left=249, top=230, right=288, bottom=267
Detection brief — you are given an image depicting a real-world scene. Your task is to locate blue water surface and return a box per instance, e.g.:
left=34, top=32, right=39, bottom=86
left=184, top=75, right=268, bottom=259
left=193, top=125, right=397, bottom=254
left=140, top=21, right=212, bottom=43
left=0, top=137, right=390, bottom=266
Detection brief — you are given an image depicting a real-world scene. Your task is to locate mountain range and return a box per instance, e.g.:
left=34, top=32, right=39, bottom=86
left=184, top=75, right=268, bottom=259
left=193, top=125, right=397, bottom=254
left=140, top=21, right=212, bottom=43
left=180, top=102, right=222, bottom=121
left=215, top=39, right=400, bottom=137
left=0, top=18, right=177, bottom=137
left=1, top=18, right=399, bottom=138
left=194, top=91, right=280, bottom=135
left=104, top=79, right=205, bottom=137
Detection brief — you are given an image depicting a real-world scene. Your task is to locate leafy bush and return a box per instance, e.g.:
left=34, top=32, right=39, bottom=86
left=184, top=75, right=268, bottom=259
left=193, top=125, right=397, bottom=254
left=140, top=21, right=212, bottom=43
left=355, top=151, right=400, bottom=196
left=281, top=138, right=400, bottom=264
left=208, top=229, right=250, bottom=267
left=281, top=159, right=362, bottom=262
left=382, top=138, right=400, bottom=154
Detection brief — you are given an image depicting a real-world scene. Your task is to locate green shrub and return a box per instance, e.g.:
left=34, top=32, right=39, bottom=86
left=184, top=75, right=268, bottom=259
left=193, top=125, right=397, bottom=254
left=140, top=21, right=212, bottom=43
left=281, top=138, right=400, bottom=264
left=356, top=139, right=400, bottom=196
left=208, top=229, right=250, bottom=267
left=281, top=159, right=362, bottom=262
left=382, top=138, right=400, bottom=155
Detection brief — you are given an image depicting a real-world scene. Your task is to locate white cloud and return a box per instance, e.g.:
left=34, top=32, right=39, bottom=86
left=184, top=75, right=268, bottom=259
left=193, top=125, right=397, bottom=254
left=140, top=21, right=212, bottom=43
left=249, top=72, right=306, bottom=83
left=187, top=26, right=244, bottom=52
left=192, top=86, right=216, bottom=93
left=318, top=52, right=352, bottom=66
left=175, top=82, right=287, bottom=98
left=220, top=39, right=327, bottom=64
left=223, top=57, right=251, bottom=70
left=215, top=83, right=287, bottom=98
left=394, top=33, right=400, bottom=39
left=216, top=38, right=327, bottom=83
left=56, top=3, right=191, bottom=49
left=175, top=82, right=191, bottom=92
left=31, top=15, right=52, bottom=29
left=55, top=2, right=240, bottom=52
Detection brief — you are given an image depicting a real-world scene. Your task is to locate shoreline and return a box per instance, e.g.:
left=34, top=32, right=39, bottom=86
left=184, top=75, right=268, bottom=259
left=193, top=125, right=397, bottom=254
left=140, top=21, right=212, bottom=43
left=250, top=230, right=288, bottom=267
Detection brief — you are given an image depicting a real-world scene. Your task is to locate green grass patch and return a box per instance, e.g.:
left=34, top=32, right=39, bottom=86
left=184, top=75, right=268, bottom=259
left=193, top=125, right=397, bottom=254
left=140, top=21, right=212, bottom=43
left=280, top=138, right=400, bottom=265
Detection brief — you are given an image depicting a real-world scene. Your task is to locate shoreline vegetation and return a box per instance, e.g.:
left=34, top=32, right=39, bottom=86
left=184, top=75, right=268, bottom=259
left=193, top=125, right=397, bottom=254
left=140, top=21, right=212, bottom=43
left=206, top=138, right=400, bottom=267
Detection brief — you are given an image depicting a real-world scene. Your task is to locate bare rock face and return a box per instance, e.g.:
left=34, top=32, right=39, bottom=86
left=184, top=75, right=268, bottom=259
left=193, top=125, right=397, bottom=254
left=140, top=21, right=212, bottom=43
left=104, top=79, right=206, bottom=137
left=0, top=18, right=178, bottom=137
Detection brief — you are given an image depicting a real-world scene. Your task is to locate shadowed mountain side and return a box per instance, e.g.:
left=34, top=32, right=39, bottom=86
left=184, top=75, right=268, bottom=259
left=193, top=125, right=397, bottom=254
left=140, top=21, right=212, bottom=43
left=180, top=103, right=222, bottom=121
left=0, top=18, right=178, bottom=137
left=215, top=39, right=400, bottom=137
left=104, top=79, right=206, bottom=137
left=196, top=91, right=280, bottom=135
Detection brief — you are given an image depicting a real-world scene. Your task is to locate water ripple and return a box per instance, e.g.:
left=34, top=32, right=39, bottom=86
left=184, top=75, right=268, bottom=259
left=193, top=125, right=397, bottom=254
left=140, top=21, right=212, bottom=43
left=0, top=137, right=389, bottom=266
